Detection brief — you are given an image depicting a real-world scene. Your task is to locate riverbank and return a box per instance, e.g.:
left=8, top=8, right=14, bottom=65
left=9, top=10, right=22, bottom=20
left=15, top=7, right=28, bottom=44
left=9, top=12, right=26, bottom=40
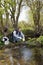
left=0, top=36, right=43, bottom=49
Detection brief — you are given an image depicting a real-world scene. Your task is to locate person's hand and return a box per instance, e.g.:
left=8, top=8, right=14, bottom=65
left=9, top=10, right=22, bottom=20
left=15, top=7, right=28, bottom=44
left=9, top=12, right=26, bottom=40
left=19, top=37, right=22, bottom=39
left=23, top=38, right=25, bottom=41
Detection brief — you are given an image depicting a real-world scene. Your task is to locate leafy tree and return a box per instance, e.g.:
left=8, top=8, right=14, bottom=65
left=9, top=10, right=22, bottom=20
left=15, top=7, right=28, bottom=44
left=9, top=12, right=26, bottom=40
left=3, top=0, right=23, bottom=29
left=0, top=0, right=5, bottom=32
left=26, top=0, right=43, bottom=33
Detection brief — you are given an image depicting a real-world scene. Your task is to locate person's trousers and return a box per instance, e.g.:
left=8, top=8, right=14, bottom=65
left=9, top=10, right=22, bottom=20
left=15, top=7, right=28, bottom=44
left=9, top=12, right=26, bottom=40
left=13, top=36, right=21, bottom=42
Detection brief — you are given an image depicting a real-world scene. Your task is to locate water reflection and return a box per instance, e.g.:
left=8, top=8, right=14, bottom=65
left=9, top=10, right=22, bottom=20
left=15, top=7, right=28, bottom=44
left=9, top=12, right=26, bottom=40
left=4, top=47, right=33, bottom=65
left=0, top=46, right=43, bottom=65
left=4, top=48, right=14, bottom=65
left=20, top=47, right=32, bottom=61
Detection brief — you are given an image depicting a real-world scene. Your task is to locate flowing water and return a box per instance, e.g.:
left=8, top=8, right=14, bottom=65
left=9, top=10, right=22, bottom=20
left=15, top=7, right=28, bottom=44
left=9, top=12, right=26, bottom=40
left=0, top=45, right=43, bottom=65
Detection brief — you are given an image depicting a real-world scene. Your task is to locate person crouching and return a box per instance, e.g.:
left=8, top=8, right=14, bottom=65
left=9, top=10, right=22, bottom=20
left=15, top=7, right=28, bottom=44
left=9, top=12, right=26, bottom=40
left=13, top=27, right=25, bottom=42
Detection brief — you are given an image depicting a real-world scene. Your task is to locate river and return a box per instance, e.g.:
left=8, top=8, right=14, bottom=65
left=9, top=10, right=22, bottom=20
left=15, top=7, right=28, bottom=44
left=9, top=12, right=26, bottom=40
left=0, top=46, right=43, bottom=65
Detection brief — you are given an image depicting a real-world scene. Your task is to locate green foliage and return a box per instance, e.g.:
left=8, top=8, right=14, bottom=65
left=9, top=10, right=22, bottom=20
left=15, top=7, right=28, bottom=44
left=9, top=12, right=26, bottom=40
left=4, top=0, right=16, bottom=9
left=0, top=34, right=3, bottom=39
left=26, top=0, right=43, bottom=32
left=27, top=38, right=37, bottom=46
left=0, top=34, right=4, bottom=46
left=0, top=38, right=4, bottom=46
left=0, top=8, right=4, bottom=14
left=0, top=40, right=4, bottom=46
left=37, top=36, right=43, bottom=44
left=19, top=22, right=34, bottom=30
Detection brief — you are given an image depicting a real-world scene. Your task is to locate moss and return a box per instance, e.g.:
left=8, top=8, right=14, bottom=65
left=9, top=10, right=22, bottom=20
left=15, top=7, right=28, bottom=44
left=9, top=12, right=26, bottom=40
left=27, top=38, right=37, bottom=46
left=0, top=34, right=4, bottom=46
left=37, top=36, right=43, bottom=44
left=0, top=41, right=4, bottom=46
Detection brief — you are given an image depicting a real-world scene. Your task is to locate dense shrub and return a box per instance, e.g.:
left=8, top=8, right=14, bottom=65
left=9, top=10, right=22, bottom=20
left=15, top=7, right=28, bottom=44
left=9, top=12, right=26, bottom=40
left=37, top=36, right=43, bottom=44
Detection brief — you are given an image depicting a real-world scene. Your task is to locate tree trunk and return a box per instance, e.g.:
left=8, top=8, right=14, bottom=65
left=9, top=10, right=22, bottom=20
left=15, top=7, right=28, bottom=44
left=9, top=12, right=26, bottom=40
left=15, top=0, right=23, bottom=29
left=0, top=15, right=4, bottom=33
left=33, top=1, right=40, bottom=33
left=6, top=11, right=9, bottom=27
left=33, top=13, right=40, bottom=33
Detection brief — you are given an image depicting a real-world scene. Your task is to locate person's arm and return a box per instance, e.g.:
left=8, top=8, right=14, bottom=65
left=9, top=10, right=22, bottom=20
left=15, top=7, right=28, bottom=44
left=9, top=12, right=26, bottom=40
left=13, top=31, right=22, bottom=39
left=21, top=32, right=25, bottom=41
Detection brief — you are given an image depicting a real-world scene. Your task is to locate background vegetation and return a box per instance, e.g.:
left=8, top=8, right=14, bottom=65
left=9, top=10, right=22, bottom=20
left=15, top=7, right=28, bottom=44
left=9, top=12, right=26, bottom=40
left=0, top=0, right=43, bottom=45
